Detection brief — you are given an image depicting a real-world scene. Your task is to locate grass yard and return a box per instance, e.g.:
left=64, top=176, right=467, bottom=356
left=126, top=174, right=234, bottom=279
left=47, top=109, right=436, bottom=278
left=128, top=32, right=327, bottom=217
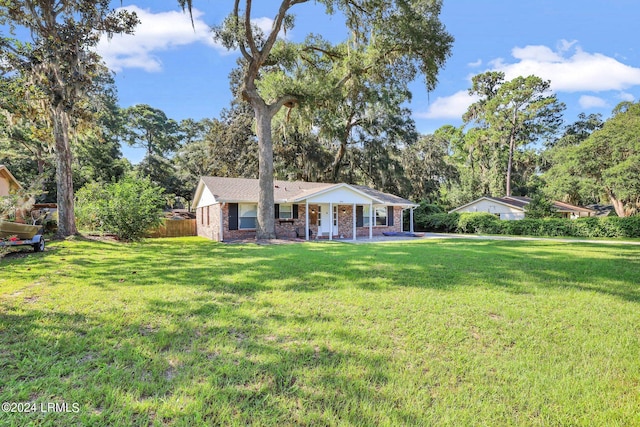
left=1, top=237, right=639, bottom=426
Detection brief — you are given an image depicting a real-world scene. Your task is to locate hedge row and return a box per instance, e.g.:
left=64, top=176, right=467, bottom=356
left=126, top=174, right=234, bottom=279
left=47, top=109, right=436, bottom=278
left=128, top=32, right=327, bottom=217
left=416, top=212, right=640, bottom=238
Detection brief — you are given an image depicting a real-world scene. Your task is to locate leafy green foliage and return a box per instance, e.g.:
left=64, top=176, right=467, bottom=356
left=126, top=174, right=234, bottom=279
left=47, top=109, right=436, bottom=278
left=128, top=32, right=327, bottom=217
left=415, top=212, right=460, bottom=233
left=457, top=212, right=501, bottom=234
left=416, top=213, right=640, bottom=238
left=0, top=0, right=140, bottom=236
left=544, top=102, right=640, bottom=216
left=524, top=194, right=559, bottom=219
left=210, top=0, right=453, bottom=239
left=462, top=72, right=565, bottom=197
left=75, top=175, right=164, bottom=241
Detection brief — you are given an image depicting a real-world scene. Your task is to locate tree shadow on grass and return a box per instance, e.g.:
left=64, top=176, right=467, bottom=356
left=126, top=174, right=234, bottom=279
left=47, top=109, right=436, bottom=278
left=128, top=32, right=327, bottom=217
left=6, top=237, right=639, bottom=303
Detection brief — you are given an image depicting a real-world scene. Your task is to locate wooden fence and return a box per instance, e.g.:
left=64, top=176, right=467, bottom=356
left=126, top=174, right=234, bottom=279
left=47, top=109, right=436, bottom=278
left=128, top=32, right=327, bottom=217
left=147, top=219, right=197, bottom=238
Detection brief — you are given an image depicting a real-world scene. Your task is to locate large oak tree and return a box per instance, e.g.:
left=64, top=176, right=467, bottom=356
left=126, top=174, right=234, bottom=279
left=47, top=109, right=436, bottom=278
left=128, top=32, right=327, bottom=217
left=191, top=0, right=453, bottom=239
left=0, top=1, right=138, bottom=236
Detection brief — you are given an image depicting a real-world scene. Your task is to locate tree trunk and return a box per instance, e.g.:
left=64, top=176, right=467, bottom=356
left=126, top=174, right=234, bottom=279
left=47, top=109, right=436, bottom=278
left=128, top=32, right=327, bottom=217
left=253, top=102, right=276, bottom=239
left=52, top=105, right=77, bottom=237
left=330, top=140, right=347, bottom=183
left=506, top=134, right=515, bottom=197
left=608, top=190, right=628, bottom=217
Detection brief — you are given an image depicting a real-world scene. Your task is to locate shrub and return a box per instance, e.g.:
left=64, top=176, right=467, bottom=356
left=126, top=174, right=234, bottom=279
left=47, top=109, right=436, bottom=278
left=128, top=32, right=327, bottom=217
left=75, top=182, right=109, bottom=232
left=412, top=202, right=445, bottom=231
left=457, top=212, right=500, bottom=234
left=75, top=176, right=164, bottom=241
left=419, top=213, right=460, bottom=232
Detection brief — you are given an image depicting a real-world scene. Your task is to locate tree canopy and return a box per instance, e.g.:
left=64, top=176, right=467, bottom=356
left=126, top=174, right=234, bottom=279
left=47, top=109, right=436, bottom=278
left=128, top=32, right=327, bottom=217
left=0, top=0, right=138, bottom=236
left=210, top=0, right=453, bottom=238
left=544, top=102, right=640, bottom=217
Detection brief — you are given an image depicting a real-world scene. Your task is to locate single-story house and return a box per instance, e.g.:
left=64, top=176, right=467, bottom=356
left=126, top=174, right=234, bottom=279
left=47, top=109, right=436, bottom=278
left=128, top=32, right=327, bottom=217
left=192, top=177, right=418, bottom=241
left=449, top=196, right=595, bottom=220
left=0, top=165, right=22, bottom=197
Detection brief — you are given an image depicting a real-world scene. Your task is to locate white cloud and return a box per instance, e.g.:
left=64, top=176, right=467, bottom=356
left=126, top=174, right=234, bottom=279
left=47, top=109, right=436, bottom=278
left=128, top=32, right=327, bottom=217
left=415, top=90, right=479, bottom=119
left=96, top=6, right=221, bottom=72
left=618, top=92, right=636, bottom=102
left=251, top=17, right=275, bottom=36
left=468, top=59, right=482, bottom=67
left=579, top=95, right=608, bottom=109
left=489, top=40, right=640, bottom=92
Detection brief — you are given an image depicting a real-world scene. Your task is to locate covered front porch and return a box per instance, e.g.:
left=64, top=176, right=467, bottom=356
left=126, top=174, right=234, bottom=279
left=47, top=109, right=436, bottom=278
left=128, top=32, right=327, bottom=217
left=291, top=184, right=417, bottom=241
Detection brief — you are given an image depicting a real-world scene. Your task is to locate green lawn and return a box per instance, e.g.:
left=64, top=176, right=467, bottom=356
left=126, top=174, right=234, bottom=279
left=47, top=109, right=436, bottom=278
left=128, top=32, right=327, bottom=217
left=1, top=237, right=639, bottom=426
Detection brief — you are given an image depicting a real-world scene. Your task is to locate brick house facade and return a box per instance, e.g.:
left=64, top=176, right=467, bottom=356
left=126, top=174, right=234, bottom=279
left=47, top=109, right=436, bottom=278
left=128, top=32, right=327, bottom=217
left=193, top=177, right=416, bottom=242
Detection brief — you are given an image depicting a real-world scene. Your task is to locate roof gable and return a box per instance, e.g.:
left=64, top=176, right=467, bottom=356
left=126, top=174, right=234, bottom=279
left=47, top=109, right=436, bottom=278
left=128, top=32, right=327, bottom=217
left=449, top=197, right=527, bottom=213
left=0, top=165, right=22, bottom=195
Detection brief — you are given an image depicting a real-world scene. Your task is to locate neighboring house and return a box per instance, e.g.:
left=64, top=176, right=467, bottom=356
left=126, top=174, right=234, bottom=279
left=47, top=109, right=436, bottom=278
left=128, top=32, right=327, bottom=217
left=0, top=165, right=22, bottom=197
left=449, top=196, right=594, bottom=220
left=192, top=177, right=418, bottom=241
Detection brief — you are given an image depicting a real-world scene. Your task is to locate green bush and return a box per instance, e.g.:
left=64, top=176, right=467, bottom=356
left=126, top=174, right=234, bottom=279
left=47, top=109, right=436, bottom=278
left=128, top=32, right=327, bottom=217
left=411, top=202, right=445, bottom=231
left=455, top=215, right=640, bottom=238
left=76, top=176, right=164, bottom=241
left=418, top=213, right=460, bottom=232
left=457, top=212, right=500, bottom=234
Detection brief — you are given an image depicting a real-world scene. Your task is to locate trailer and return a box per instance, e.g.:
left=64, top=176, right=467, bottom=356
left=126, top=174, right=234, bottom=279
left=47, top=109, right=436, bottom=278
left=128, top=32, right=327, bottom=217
left=0, top=233, right=45, bottom=252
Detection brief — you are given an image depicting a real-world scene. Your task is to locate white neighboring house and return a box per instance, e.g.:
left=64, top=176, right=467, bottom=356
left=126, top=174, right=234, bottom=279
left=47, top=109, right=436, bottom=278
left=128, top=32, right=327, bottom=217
left=0, top=165, right=22, bottom=197
left=449, top=196, right=595, bottom=220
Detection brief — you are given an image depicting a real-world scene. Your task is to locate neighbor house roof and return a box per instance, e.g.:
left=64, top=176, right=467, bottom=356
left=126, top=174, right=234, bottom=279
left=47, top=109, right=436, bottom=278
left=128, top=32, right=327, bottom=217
left=449, top=196, right=595, bottom=214
left=0, top=165, right=22, bottom=192
left=194, top=177, right=417, bottom=207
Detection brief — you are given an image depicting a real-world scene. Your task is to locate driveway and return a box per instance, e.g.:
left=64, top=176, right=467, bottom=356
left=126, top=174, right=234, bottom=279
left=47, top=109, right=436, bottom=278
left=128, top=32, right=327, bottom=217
left=344, top=232, right=640, bottom=245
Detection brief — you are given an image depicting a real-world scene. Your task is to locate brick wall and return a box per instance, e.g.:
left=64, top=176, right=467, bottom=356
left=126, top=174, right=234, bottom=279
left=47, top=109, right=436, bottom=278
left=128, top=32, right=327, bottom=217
left=196, top=204, right=221, bottom=241
left=197, top=203, right=404, bottom=241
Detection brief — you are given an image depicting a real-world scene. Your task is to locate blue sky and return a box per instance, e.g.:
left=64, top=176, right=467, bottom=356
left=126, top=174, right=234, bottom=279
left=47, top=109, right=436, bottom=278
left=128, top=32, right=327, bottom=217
left=96, top=0, right=640, bottom=163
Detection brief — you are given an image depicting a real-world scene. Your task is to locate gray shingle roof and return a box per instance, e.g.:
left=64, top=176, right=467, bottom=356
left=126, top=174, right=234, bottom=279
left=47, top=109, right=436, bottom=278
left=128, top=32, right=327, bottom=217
left=198, top=177, right=415, bottom=206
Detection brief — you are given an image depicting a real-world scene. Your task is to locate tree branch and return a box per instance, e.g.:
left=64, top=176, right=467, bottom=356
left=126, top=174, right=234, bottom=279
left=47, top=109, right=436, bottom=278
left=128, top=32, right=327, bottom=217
left=258, top=0, right=293, bottom=65
left=232, top=0, right=252, bottom=62
left=244, top=0, right=259, bottom=57
left=269, top=94, right=298, bottom=117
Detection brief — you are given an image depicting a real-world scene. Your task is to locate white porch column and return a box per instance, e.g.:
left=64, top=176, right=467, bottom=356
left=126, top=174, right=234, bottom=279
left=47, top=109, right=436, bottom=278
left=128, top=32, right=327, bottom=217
left=369, top=202, right=373, bottom=239
left=329, top=202, right=333, bottom=240
left=410, top=207, right=415, bottom=233
left=219, top=203, right=224, bottom=242
left=305, top=200, right=309, bottom=240
left=352, top=203, right=356, bottom=241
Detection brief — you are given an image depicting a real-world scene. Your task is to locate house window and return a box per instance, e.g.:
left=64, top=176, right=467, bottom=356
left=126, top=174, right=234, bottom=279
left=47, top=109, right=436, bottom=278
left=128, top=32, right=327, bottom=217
left=375, top=207, right=387, bottom=226
left=333, top=205, right=338, bottom=226
left=279, top=204, right=293, bottom=219
left=361, top=206, right=387, bottom=226
left=363, top=205, right=371, bottom=227
left=239, top=203, right=257, bottom=229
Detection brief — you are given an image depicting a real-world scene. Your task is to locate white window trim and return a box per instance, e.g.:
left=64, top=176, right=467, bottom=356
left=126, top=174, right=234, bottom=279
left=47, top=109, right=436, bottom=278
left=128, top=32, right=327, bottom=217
left=375, top=206, right=388, bottom=227
left=279, top=203, right=293, bottom=219
left=239, top=203, right=257, bottom=230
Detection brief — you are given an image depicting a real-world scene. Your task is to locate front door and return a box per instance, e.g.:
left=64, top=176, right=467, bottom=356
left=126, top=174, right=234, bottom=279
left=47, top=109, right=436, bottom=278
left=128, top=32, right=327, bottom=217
left=317, top=204, right=338, bottom=237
